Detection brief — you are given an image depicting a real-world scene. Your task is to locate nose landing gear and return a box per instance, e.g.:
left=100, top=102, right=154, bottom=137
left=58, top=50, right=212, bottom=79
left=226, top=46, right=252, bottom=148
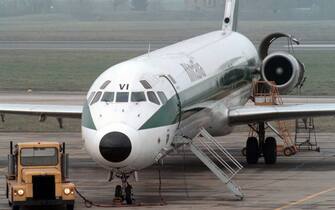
left=113, top=174, right=134, bottom=205
left=75, top=171, right=165, bottom=208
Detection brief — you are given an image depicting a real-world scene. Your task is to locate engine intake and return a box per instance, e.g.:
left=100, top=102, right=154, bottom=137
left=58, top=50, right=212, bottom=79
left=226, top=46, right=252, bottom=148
left=261, top=52, right=305, bottom=94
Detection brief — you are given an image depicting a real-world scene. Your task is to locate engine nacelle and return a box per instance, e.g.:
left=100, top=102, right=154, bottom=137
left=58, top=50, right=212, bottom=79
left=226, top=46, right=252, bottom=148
left=261, top=52, right=305, bottom=94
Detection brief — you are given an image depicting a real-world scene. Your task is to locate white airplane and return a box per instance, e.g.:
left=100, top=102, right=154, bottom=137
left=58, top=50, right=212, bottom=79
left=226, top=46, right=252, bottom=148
left=2, top=0, right=335, bottom=201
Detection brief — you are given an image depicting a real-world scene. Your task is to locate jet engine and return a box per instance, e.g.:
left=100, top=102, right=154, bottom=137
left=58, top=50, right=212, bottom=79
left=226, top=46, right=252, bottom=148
left=259, top=33, right=305, bottom=94
left=261, top=52, right=305, bottom=94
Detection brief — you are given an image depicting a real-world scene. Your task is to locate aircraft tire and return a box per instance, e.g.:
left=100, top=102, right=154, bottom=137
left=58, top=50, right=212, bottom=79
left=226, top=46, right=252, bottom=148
left=246, top=137, right=259, bottom=164
left=114, top=185, right=123, bottom=200
left=263, top=137, right=277, bottom=164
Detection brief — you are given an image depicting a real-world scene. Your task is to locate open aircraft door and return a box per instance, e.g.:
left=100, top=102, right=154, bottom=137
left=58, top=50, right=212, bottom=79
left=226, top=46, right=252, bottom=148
left=159, top=75, right=182, bottom=128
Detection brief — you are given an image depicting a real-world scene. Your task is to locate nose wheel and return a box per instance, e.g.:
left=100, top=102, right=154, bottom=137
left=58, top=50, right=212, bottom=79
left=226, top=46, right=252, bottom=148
left=113, top=174, right=134, bottom=205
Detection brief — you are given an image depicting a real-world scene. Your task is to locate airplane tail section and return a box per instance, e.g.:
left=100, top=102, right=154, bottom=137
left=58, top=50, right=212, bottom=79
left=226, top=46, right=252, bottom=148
left=222, top=0, right=239, bottom=32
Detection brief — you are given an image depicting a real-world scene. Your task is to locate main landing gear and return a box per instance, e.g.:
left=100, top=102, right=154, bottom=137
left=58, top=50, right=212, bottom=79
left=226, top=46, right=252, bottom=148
left=246, top=136, right=277, bottom=165
left=245, top=122, right=277, bottom=165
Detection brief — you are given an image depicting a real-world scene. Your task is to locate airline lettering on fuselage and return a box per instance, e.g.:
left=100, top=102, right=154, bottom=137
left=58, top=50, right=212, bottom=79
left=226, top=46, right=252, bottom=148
left=119, top=84, right=129, bottom=90
left=180, top=61, right=206, bottom=82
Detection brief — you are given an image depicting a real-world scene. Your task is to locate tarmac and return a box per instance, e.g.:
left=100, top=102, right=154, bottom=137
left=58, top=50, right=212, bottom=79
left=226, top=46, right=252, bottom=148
left=0, top=132, right=335, bottom=210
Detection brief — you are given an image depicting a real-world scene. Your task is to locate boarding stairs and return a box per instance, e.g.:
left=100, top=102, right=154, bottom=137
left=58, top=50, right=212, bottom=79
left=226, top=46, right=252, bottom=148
left=169, top=128, right=244, bottom=200
left=251, top=81, right=298, bottom=155
left=294, top=118, right=320, bottom=152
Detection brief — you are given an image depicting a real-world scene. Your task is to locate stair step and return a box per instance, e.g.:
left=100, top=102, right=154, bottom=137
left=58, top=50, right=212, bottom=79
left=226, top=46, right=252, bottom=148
left=190, top=128, right=244, bottom=199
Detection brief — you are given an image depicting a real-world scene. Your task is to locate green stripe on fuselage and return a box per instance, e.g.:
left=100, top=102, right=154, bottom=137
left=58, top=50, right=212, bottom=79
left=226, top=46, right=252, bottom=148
left=82, top=101, right=97, bottom=130
left=140, top=96, right=180, bottom=130
left=139, top=66, right=253, bottom=130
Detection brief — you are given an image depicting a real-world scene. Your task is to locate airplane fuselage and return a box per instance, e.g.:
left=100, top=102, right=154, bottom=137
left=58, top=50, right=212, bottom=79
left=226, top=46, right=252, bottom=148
left=82, top=31, right=259, bottom=174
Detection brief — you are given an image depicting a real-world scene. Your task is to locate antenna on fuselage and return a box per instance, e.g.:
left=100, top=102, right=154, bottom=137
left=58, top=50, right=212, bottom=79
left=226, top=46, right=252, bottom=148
left=222, top=0, right=239, bottom=32
left=147, top=42, right=151, bottom=56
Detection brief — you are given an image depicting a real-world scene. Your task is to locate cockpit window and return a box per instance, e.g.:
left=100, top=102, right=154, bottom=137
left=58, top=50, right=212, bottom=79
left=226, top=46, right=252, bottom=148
left=90, top=91, right=102, bottom=105
left=87, top=91, right=96, bottom=103
left=147, top=91, right=160, bottom=105
left=131, top=92, right=146, bottom=102
left=101, top=92, right=114, bottom=102
left=140, top=80, right=152, bottom=89
left=157, top=91, right=168, bottom=104
left=100, top=80, right=111, bottom=90
left=116, top=92, right=129, bottom=102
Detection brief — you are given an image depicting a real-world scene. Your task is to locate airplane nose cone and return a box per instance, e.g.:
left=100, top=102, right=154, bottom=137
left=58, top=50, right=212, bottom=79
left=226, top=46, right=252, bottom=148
left=99, top=132, right=132, bottom=163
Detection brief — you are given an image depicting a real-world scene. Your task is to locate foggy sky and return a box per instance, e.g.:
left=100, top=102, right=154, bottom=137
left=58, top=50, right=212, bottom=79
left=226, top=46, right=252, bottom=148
left=0, top=0, right=335, bottom=20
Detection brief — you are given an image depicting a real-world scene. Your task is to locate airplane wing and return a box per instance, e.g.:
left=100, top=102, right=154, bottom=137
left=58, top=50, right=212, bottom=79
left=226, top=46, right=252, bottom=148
left=0, top=104, right=82, bottom=119
left=1, top=101, right=335, bottom=127
left=180, top=100, right=335, bottom=138
left=228, top=104, right=335, bottom=125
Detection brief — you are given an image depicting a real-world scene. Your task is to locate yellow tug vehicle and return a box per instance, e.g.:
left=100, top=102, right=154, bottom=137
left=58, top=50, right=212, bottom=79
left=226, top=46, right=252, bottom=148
left=6, top=141, right=75, bottom=210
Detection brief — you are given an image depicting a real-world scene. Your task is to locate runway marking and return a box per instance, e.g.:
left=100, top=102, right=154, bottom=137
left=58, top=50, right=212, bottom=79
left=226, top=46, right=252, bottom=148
left=275, top=187, right=335, bottom=210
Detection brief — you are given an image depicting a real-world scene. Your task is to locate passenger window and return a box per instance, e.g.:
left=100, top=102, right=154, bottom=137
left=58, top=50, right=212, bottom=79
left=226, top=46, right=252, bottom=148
left=90, top=91, right=102, bottom=105
left=140, top=80, right=152, bottom=89
left=147, top=91, right=160, bottom=105
left=131, top=92, right=146, bottom=102
left=157, top=91, right=168, bottom=104
left=100, top=80, right=111, bottom=89
left=101, top=92, right=114, bottom=102
left=116, top=92, right=129, bottom=102
left=87, top=91, right=96, bottom=103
